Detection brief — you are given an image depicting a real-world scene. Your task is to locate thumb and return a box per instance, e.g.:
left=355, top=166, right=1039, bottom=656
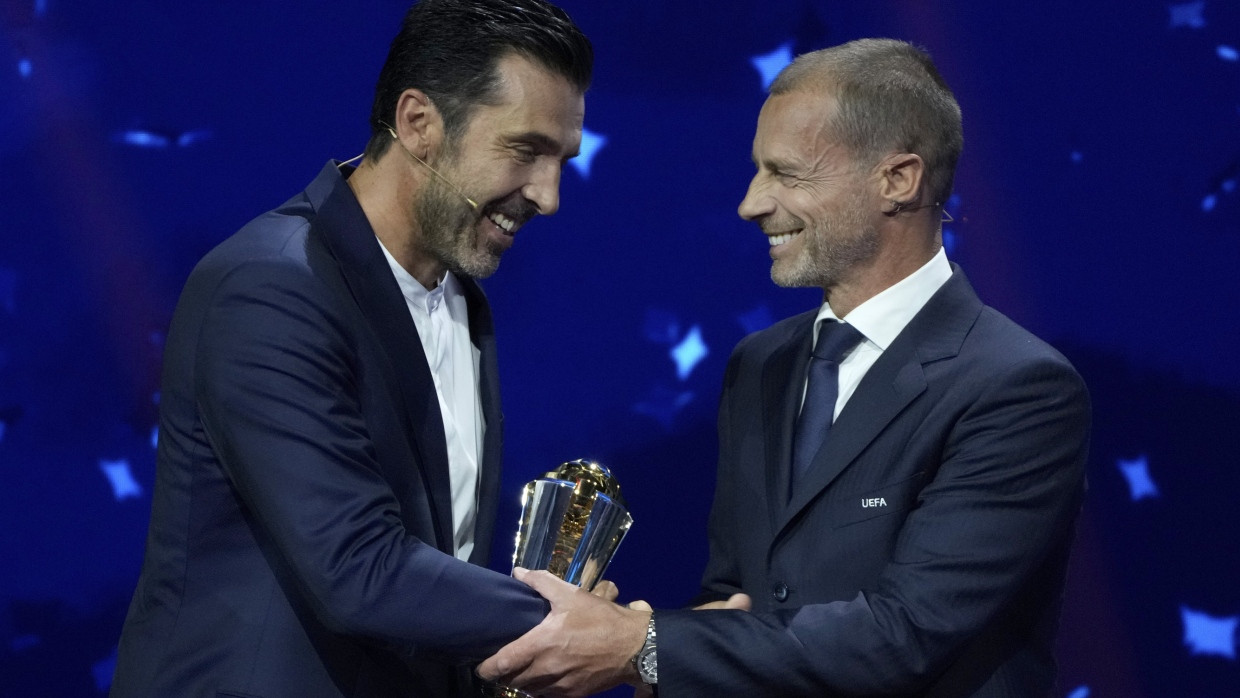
left=477, top=641, right=529, bottom=682
left=513, top=568, right=578, bottom=606
left=724, top=593, right=752, bottom=611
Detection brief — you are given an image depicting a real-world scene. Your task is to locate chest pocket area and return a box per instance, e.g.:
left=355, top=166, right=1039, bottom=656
left=830, top=471, right=926, bottom=529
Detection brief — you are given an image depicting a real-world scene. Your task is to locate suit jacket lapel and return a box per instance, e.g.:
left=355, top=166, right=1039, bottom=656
left=459, top=277, right=503, bottom=567
left=775, top=267, right=983, bottom=537
left=307, top=163, right=456, bottom=553
left=761, top=311, right=815, bottom=531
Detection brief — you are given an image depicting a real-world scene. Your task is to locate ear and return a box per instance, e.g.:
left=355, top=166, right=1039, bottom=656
left=876, top=152, right=926, bottom=207
left=391, top=88, right=444, bottom=159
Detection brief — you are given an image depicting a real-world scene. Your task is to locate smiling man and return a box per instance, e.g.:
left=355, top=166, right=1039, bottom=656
left=109, top=2, right=591, bottom=697
left=478, top=39, right=1090, bottom=697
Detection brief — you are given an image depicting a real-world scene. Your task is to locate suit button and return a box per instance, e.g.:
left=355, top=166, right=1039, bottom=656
left=772, top=582, right=789, bottom=602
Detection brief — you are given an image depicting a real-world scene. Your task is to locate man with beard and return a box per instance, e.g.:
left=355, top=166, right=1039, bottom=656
left=478, top=39, right=1090, bottom=697
left=110, top=1, right=593, bottom=696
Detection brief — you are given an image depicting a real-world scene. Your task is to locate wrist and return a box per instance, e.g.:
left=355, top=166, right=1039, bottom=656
left=630, top=612, right=657, bottom=686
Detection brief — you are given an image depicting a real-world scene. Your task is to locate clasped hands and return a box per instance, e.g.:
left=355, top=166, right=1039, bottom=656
left=477, top=568, right=751, bottom=697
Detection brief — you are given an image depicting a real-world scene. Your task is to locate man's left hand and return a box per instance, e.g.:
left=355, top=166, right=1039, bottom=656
left=477, top=568, right=649, bottom=697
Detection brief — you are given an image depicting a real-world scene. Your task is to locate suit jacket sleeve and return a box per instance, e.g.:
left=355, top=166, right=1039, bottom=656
left=659, top=353, right=1090, bottom=695
left=194, top=257, right=546, bottom=661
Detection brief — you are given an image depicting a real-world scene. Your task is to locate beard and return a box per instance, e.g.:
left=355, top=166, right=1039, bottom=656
left=771, top=191, right=879, bottom=290
left=414, top=173, right=503, bottom=280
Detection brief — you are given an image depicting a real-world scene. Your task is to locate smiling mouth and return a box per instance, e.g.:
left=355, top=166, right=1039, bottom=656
left=767, top=230, right=803, bottom=246
left=487, top=211, right=519, bottom=234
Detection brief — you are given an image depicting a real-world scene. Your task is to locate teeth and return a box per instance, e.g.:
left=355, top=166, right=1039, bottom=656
left=768, top=231, right=800, bottom=246
left=488, top=212, right=516, bottom=233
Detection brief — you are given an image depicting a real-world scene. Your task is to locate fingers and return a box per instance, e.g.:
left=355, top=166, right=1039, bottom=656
left=590, top=579, right=619, bottom=602
left=477, top=637, right=534, bottom=683
left=485, top=569, right=646, bottom=696
left=693, top=593, right=752, bottom=611
left=627, top=599, right=652, bottom=612
left=481, top=569, right=593, bottom=685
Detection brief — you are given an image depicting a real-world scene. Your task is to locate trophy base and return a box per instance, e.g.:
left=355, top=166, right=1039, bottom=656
left=485, top=682, right=531, bottom=698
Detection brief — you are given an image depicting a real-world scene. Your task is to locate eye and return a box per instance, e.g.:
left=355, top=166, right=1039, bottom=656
left=512, top=145, right=537, bottom=164
left=772, top=170, right=798, bottom=186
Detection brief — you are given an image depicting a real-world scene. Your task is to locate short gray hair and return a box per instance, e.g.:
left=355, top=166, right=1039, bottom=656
left=770, top=38, right=963, bottom=205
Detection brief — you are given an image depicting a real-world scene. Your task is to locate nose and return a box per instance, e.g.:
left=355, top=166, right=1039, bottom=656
left=522, top=161, right=563, bottom=216
left=737, top=175, right=773, bottom=222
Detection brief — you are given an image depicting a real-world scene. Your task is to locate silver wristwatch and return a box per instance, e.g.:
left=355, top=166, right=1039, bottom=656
left=632, top=614, right=657, bottom=685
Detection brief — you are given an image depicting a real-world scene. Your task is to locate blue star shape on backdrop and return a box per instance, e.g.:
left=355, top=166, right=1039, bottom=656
left=1168, top=1, right=1206, bottom=29
left=569, top=127, right=606, bottom=178
left=115, top=128, right=212, bottom=149
left=1117, top=455, right=1159, bottom=501
left=751, top=41, right=794, bottom=90
left=1181, top=606, right=1238, bottom=659
left=100, top=458, right=143, bottom=501
left=670, top=325, right=708, bottom=380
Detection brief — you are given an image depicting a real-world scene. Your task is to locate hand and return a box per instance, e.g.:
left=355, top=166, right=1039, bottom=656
left=477, top=568, right=650, bottom=697
left=693, top=593, right=752, bottom=611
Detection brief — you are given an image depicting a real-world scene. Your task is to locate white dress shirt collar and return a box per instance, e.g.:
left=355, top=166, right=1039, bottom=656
left=382, top=249, right=452, bottom=313
left=814, top=246, right=953, bottom=350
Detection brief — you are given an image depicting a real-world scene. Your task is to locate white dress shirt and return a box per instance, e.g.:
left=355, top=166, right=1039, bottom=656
left=807, top=247, right=954, bottom=420
left=379, top=241, right=483, bottom=561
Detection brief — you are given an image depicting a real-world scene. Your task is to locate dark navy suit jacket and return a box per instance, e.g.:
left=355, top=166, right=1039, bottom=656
left=111, top=162, right=547, bottom=698
left=659, top=268, right=1090, bottom=696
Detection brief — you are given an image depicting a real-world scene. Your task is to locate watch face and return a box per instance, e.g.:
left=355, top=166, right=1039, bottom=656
left=639, top=648, right=657, bottom=683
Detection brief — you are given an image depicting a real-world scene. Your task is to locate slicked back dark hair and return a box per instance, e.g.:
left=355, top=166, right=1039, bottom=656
left=771, top=39, right=963, bottom=206
left=364, top=0, right=592, bottom=161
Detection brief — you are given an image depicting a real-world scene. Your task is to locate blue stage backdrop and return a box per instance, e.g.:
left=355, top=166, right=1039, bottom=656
left=2, top=1, right=1238, bottom=695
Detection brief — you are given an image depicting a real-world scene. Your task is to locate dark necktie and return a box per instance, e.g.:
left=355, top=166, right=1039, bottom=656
left=791, top=321, right=865, bottom=490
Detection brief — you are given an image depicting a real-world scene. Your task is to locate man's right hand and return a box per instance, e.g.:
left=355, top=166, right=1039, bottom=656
left=477, top=569, right=648, bottom=697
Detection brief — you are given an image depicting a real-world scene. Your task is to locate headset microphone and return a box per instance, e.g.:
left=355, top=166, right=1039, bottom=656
left=381, top=122, right=479, bottom=211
